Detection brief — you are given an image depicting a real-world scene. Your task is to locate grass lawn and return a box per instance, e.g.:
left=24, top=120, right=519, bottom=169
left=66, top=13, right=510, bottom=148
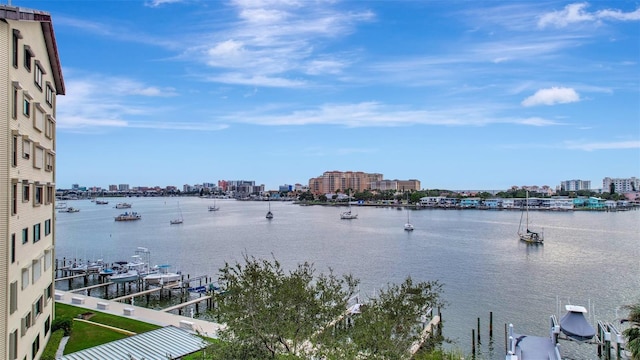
left=63, top=321, right=129, bottom=354
left=55, top=302, right=160, bottom=333
left=53, top=303, right=162, bottom=355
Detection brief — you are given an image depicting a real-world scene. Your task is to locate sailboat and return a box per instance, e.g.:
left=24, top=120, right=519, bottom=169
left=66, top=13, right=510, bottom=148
left=266, top=196, right=273, bottom=219
left=340, top=190, right=358, bottom=219
left=208, top=199, right=220, bottom=211
left=518, top=191, right=543, bottom=244
left=170, top=202, right=183, bottom=225
left=404, top=193, right=414, bottom=231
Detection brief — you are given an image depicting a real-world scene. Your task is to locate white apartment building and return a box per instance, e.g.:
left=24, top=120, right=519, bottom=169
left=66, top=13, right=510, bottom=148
left=560, top=179, right=591, bottom=191
left=1, top=5, right=65, bottom=360
left=602, top=177, right=639, bottom=193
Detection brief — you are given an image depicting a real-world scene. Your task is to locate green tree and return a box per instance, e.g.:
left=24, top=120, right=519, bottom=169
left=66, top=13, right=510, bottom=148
left=319, top=277, right=444, bottom=360
left=212, top=255, right=358, bottom=359
left=623, top=301, right=640, bottom=360
left=209, top=255, right=445, bottom=359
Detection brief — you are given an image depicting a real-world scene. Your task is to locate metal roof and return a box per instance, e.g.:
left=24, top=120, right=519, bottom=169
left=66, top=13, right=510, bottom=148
left=60, top=325, right=209, bottom=360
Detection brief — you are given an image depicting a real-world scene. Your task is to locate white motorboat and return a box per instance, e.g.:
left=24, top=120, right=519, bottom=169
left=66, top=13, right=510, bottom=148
left=115, top=202, right=132, bottom=209
left=115, top=211, right=141, bottom=221
left=143, top=265, right=181, bottom=286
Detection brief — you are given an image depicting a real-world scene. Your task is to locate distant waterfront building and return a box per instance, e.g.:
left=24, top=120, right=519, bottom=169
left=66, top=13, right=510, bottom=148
left=118, top=184, right=129, bottom=192
left=602, top=177, right=639, bottom=193
left=1, top=5, right=65, bottom=360
left=560, top=179, right=591, bottom=192
left=309, top=171, right=384, bottom=194
left=370, top=179, right=421, bottom=192
left=225, top=180, right=264, bottom=196
left=279, top=184, right=293, bottom=192
left=108, top=184, right=118, bottom=191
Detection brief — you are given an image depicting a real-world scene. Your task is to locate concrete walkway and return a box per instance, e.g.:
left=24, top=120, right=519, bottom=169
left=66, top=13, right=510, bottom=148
left=55, top=290, right=224, bottom=339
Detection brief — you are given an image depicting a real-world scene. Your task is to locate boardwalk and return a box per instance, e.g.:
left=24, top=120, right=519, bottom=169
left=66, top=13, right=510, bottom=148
left=55, top=290, right=225, bottom=338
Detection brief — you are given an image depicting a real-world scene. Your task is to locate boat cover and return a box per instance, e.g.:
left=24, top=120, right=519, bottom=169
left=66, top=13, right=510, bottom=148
left=512, top=334, right=561, bottom=360
left=560, top=310, right=596, bottom=341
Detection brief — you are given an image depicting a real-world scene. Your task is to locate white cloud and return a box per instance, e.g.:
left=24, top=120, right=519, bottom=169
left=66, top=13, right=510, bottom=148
left=521, top=87, right=580, bottom=107
left=564, top=140, right=640, bottom=151
left=145, top=0, right=185, bottom=7
left=223, top=102, right=561, bottom=128
left=538, top=2, right=640, bottom=28
left=192, top=1, right=374, bottom=87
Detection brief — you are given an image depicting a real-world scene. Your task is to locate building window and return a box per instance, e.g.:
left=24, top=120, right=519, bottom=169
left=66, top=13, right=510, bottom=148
left=9, top=329, right=17, bottom=360
left=44, top=316, right=51, bottom=336
left=31, top=333, right=40, bottom=360
left=21, top=311, right=32, bottom=336
left=24, top=45, right=33, bottom=71
left=45, top=116, right=54, bottom=139
left=11, top=234, right=16, bottom=263
left=34, top=62, right=45, bottom=89
left=12, top=29, right=21, bottom=68
left=45, top=83, right=54, bottom=107
left=10, top=281, right=18, bottom=314
left=34, top=186, right=43, bottom=205
left=12, top=85, right=19, bottom=119
left=44, top=250, right=52, bottom=270
left=12, top=183, right=18, bottom=215
left=22, top=138, right=31, bottom=159
left=33, top=295, right=43, bottom=319
left=45, top=152, right=54, bottom=172
left=33, top=223, right=41, bottom=243
left=12, top=135, right=18, bottom=166
left=44, top=219, right=51, bottom=236
left=45, top=283, right=53, bottom=300
left=22, top=267, right=29, bottom=290
left=34, top=105, right=45, bottom=132
left=23, top=97, right=30, bottom=117
left=34, top=147, right=44, bottom=169
left=46, top=186, right=54, bottom=205
left=22, top=228, right=28, bottom=244
left=23, top=182, right=30, bottom=202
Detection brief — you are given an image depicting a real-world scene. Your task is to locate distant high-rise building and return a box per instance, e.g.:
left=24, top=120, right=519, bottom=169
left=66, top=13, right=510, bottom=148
left=1, top=5, right=65, bottom=359
left=108, top=184, right=118, bottom=191
left=602, top=177, right=639, bottom=193
left=118, top=184, right=129, bottom=191
left=308, top=171, right=384, bottom=194
left=371, top=179, right=421, bottom=192
left=560, top=179, right=591, bottom=192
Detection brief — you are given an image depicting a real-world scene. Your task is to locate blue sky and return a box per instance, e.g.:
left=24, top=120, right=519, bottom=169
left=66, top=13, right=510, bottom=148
left=15, top=0, right=640, bottom=191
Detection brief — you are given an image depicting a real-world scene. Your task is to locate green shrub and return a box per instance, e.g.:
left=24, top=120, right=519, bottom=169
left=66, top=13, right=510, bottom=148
left=52, top=317, right=73, bottom=336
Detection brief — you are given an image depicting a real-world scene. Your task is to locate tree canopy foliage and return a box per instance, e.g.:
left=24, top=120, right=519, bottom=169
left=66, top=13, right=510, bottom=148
left=623, top=301, right=640, bottom=360
left=207, top=255, right=445, bottom=359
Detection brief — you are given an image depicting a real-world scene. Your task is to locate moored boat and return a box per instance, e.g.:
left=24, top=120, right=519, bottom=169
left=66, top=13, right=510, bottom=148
left=115, top=202, right=132, bottom=209
left=518, top=191, right=543, bottom=244
left=59, top=207, right=80, bottom=213
left=559, top=305, right=596, bottom=342
left=143, top=265, right=181, bottom=285
left=115, top=212, right=141, bottom=221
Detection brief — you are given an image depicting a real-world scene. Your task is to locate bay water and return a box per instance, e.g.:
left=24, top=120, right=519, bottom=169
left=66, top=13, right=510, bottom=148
left=54, top=197, right=640, bottom=359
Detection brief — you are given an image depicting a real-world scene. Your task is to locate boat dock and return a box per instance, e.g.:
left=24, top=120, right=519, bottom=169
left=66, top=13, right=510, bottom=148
left=162, top=295, right=213, bottom=314
left=54, top=290, right=224, bottom=338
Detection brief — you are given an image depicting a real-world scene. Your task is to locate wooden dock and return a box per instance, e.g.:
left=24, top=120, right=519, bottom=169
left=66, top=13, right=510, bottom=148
left=162, top=295, right=212, bottom=313
left=409, top=315, right=441, bottom=355
left=68, top=282, right=114, bottom=293
left=55, top=273, right=87, bottom=282
left=111, top=287, right=163, bottom=302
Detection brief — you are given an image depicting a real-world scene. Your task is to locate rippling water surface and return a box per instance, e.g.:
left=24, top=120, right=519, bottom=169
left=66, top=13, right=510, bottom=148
left=55, top=197, right=640, bottom=359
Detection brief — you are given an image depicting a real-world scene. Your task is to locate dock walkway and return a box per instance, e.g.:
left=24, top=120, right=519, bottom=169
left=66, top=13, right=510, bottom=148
left=55, top=290, right=224, bottom=339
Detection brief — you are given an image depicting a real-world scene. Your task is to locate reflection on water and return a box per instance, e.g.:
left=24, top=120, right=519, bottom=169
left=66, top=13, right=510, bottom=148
left=55, top=198, right=640, bottom=359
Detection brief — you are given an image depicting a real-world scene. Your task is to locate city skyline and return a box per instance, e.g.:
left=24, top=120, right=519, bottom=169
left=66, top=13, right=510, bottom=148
left=14, top=0, right=640, bottom=190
